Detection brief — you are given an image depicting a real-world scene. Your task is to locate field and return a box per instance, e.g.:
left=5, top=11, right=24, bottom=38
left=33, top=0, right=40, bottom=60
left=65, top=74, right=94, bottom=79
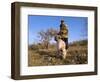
left=28, top=40, right=88, bottom=66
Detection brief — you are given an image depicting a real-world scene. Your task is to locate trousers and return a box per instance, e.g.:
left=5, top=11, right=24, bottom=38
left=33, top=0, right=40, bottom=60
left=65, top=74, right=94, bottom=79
left=61, top=38, right=68, bottom=49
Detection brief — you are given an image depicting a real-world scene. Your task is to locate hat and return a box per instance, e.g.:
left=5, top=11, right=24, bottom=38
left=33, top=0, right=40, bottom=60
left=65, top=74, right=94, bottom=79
left=61, top=19, right=64, bottom=23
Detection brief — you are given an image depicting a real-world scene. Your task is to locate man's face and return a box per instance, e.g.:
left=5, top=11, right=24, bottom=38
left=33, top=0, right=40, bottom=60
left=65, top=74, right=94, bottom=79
left=61, top=20, right=64, bottom=23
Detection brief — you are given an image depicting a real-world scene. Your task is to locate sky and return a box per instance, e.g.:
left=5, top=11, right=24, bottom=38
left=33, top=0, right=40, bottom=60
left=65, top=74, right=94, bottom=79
left=28, top=15, right=88, bottom=45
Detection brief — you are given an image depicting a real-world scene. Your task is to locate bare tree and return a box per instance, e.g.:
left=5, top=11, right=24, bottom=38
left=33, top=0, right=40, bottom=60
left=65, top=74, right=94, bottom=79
left=38, top=28, right=58, bottom=49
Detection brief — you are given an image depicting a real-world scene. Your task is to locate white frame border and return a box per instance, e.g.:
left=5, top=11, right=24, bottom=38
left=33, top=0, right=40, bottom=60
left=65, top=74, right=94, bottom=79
left=20, top=6, right=95, bottom=76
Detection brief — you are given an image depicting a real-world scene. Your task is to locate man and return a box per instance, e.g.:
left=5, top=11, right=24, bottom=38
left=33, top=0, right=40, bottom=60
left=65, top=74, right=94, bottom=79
left=59, top=20, right=68, bottom=49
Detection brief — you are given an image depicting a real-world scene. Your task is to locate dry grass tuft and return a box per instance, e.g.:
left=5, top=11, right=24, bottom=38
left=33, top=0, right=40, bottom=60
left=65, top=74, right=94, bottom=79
left=28, top=40, right=88, bottom=66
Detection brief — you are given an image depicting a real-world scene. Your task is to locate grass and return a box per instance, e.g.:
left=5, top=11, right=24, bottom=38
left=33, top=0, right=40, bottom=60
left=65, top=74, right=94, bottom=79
left=28, top=40, right=88, bottom=66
